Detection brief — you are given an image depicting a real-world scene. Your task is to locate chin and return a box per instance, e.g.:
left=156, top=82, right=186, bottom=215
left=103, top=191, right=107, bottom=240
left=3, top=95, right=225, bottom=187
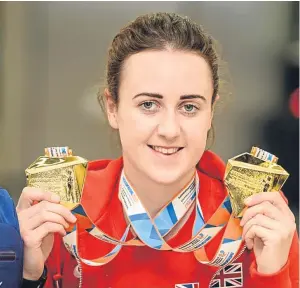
left=144, top=166, right=191, bottom=186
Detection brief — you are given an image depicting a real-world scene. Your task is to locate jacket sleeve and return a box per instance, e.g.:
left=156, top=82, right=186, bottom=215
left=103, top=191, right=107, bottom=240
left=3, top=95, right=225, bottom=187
left=247, top=230, right=299, bottom=288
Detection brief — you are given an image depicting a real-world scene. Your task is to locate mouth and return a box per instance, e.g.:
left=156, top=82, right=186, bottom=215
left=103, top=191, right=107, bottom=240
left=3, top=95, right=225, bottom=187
left=147, top=145, right=184, bottom=156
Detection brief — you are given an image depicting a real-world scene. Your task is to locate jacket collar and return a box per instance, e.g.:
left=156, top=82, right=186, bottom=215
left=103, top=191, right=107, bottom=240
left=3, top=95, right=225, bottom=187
left=80, top=150, right=226, bottom=230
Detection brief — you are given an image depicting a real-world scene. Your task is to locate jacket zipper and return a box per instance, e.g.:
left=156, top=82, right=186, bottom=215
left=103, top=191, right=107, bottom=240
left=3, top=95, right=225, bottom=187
left=208, top=244, right=247, bottom=287
left=74, top=254, right=83, bottom=288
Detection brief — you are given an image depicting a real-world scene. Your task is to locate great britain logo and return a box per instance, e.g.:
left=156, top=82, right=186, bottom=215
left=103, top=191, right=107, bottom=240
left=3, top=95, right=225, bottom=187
left=210, top=262, right=243, bottom=287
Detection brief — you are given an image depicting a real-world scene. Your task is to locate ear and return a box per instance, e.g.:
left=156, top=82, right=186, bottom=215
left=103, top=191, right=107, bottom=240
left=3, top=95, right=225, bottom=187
left=104, top=88, right=119, bottom=129
left=208, top=94, right=220, bottom=130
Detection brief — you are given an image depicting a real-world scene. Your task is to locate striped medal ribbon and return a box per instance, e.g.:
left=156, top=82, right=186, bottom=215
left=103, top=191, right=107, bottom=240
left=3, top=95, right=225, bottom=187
left=62, top=171, right=243, bottom=268
left=251, top=147, right=278, bottom=163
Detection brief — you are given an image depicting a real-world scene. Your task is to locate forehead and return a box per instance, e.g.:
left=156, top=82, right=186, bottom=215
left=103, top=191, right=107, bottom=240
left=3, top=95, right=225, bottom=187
left=119, top=50, right=213, bottom=98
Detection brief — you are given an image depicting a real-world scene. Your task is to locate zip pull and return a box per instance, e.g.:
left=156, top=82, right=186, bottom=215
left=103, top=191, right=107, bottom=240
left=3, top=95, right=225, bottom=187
left=53, top=273, right=62, bottom=288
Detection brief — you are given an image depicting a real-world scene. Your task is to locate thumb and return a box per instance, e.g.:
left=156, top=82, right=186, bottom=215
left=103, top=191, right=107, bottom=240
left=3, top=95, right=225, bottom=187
left=17, top=187, right=60, bottom=211
left=245, top=238, right=253, bottom=250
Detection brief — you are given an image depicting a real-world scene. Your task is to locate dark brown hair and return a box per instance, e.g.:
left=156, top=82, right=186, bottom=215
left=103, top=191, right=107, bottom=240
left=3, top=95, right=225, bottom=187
left=98, top=12, right=223, bottom=147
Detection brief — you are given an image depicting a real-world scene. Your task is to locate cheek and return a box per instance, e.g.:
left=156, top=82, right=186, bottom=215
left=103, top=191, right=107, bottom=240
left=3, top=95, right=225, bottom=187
left=117, top=109, right=158, bottom=144
left=183, top=114, right=211, bottom=145
left=133, top=114, right=158, bottom=134
left=186, top=125, right=208, bottom=144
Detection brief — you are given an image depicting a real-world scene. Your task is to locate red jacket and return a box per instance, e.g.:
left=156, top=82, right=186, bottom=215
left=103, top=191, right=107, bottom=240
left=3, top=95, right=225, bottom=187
left=45, top=151, right=299, bottom=288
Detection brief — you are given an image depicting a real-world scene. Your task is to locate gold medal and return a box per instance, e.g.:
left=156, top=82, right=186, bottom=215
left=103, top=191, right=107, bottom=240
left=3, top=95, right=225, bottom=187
left=25, top=147, right=88, bottom=205
left=225, top=147, right=289, bottom=218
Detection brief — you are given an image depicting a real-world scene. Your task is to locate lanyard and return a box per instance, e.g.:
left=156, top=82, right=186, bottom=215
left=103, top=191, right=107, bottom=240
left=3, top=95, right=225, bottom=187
left=63, top=171, right=243, bottom=268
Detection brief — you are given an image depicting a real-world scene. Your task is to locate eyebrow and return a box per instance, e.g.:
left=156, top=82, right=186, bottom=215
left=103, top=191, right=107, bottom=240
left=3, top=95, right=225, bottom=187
left=133, top=92, right=207, bottom=102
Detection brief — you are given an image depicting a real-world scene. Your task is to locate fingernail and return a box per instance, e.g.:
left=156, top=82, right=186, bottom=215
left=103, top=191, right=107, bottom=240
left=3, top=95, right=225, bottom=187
left=51, top=194, right=60, bottom=202
left=71, top=214, right=77, bottom=222
left=244, top=197, right=252, bottom=205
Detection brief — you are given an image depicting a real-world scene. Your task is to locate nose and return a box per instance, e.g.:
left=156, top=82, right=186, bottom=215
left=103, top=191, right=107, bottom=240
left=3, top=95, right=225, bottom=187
left=157, top=110, right=181, bottom=140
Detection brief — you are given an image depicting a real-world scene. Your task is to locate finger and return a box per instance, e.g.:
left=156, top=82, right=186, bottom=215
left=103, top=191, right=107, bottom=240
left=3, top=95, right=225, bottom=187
left=242, top=214, right=279, bottom=240
left=27, top=210, right=70, bottom=230
left=244, top=224, right=273, bottom=249
left=240, top=201, right=281, bottom=226
left=24, top=223, right=66, bottom=247
left=35, top=222, right=66, bottom=239
left=24, top=201, right=77, bottom=224
left=244, top=192, right=294, bottom=220
left=17, top=187, right=60, bottom=211
left=36, top=222, right=66, bottom=238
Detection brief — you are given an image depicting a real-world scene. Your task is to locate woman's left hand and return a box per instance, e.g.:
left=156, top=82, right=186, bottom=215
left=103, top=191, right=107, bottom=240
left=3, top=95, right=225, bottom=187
left=240, top=191, right=296, bottom=275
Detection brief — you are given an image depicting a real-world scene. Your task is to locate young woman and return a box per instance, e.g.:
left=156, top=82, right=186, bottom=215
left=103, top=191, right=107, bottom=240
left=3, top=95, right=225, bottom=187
left=17, top=12, right=298, bottom=288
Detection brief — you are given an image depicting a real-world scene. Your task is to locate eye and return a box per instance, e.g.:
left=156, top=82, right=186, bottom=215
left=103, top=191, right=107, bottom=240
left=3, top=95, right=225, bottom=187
left=180, top=103, right=199, bottom=115
left=184, top=104, right=196, bottom=112
left=142, top=101, right=155, bottom=110
left=139, top=101, right=159, bottom=112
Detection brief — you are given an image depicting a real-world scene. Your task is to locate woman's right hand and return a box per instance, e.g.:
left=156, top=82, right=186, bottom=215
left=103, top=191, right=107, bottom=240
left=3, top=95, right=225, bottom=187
left=16, top=187, right=77, bottom=280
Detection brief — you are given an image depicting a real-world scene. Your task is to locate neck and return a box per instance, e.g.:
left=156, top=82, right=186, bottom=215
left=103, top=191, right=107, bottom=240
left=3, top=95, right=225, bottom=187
left=123, top=161, right=196, bottom=217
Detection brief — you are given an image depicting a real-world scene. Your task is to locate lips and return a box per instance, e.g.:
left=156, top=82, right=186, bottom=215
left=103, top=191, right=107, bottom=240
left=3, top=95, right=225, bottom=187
left=148, top=145, right=184, bottom=155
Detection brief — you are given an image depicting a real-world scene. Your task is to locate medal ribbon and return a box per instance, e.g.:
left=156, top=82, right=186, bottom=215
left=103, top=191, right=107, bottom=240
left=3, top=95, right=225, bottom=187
left=62, top=170, right=243, bottom=268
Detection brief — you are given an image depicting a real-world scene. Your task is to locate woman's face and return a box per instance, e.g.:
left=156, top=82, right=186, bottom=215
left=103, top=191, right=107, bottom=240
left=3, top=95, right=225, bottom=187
left=106, top=50, right=214, bottom=185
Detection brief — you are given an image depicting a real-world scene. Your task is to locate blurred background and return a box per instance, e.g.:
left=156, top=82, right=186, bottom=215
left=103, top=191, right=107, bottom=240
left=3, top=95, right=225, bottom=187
left=0, top=2, right=299, bottom=225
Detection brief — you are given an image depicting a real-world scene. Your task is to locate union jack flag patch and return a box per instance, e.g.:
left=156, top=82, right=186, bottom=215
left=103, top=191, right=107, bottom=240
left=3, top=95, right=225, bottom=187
left=210, top=262, right=243, bottom=287
left=175, top=283, right=199, bottom=288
